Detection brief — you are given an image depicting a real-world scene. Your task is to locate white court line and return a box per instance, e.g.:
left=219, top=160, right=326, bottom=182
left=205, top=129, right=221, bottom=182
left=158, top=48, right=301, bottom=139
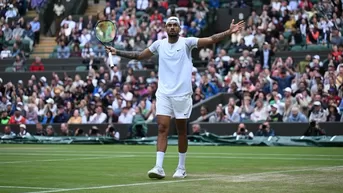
left=1, top=151, right=342, bottom=157
left=0, top=155, right=134, bottom=164
left=0, top=186, right=58, bottom=190
left=1, top=155, right=342, bottom=164
left=25, top=165, right=343, bottom=193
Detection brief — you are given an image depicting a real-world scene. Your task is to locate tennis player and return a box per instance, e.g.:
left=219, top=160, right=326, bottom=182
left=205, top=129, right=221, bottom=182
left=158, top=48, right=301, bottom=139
left=106, top=17, right=244, bottom=179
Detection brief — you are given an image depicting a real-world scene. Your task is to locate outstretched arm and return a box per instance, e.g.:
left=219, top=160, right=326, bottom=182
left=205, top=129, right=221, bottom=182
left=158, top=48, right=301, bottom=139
left=105, top=47, right=154, bottom=61
left=197, top=20, right=245, bottom=48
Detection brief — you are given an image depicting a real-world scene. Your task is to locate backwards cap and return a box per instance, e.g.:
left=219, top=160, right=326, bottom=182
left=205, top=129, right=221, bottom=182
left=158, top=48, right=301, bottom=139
left=165, top=17, right=180, bottom=26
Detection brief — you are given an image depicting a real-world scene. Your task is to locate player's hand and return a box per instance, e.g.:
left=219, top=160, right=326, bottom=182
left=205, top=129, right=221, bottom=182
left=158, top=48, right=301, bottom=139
left=229, top=19, right=245, bottom=34
left=105, top=46, right=116, bottom=55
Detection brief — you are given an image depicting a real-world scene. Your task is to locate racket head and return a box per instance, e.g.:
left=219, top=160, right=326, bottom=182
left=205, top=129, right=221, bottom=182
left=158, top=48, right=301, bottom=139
left=94, top=20, right=117, bottom=45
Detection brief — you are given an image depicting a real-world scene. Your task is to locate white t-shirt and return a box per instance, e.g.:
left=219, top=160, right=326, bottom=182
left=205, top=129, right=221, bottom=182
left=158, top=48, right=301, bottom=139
left=149, top=37, right=198, bottom=96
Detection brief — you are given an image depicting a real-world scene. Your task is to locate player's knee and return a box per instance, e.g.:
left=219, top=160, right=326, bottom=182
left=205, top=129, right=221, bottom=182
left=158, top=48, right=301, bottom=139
left=157, top=123, right=168, bottom=135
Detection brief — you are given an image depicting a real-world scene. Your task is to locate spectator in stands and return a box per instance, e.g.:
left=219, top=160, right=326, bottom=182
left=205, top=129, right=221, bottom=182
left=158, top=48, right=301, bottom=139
left=67, top=109, right=82, bottom=124
left=29, top=57, right=44, bottom=71
left=196, top=105, right=209, bottom=122
left=0, top=45, right=11, bottom=59
left=1, top=110, right=10, bottom=124
left=267, top=103, right=283, bottom=122
left=287, top=106, right=308, bottom=123
left=57, top=41, right=70, bottom=58
left=25, top=104, right=38, bottom=124
left=53, top=105, right=70, bottom=123
left=5, top=4, right=17, bottom=21
left=8, top=107, right=26, bottom=124
left=35, top=123, right=45, bottom=136
left=191, top=123, right=202, bottom=135
left=89, top=106, right=107, bottom=123
left=250, top=100, right=269, bottom=122
left=309, top=101, right=328, bottom=123
left=12, top=55, right=25, bottom=72
left=209, top=105, right=226, bottom=123
left=30, top=16, right=40, bottom=44
left=2, top=23, right=12, bottom=42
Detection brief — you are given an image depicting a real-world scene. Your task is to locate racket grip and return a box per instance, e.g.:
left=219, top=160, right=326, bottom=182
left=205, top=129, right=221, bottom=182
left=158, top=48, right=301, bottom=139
left=108, top=52, right=114, bottom=68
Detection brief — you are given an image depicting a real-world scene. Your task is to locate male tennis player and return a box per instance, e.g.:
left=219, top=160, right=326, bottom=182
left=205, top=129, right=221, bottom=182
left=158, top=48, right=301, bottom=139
left=106, top=17, right=244, bottom=179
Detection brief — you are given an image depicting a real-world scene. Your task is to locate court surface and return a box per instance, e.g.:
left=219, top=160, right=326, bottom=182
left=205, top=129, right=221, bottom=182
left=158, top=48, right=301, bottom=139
left=0, top=144, right=342, bottom=193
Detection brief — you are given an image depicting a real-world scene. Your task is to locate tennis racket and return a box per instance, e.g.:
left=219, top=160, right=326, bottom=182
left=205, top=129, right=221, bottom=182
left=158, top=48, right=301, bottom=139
left=94, top=20, right=117, bottom=68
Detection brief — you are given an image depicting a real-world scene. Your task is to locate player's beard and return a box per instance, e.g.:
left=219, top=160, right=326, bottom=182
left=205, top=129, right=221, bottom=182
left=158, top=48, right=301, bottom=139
left=168, top=33, right=179, bottom=38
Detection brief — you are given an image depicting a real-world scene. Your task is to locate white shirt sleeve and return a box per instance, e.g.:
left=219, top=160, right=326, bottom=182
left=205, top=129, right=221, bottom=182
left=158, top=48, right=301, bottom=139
left=148, top=40, right=161, bottom=55
left=185, top=37, right=199, bottom=50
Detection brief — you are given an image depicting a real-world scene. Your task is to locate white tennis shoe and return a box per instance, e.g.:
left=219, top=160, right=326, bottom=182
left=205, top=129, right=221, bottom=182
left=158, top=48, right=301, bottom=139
left=172, top=167, right=187, bottom=178
left=147, top=166, right=165, bottom=179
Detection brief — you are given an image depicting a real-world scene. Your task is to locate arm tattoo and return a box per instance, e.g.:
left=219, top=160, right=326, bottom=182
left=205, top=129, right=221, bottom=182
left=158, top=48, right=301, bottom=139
left=116, top=50, right=141, bottom=60
left=210, top=30, right=231, bottom=43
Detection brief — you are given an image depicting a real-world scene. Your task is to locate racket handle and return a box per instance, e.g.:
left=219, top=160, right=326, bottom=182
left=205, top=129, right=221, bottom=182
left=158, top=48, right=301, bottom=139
left=108, top=52, right=114, bottom=68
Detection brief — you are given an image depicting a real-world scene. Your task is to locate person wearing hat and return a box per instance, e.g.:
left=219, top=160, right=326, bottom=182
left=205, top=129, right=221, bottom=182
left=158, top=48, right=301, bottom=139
left=309, top=101, right=328, bottom=123
left=106, top=16, right=244, bottom=179
left=267, top=103, right=283, bottom=122
left=18, top=124, right=31, bottom=137
left=8, top=107, right=26, bottom=124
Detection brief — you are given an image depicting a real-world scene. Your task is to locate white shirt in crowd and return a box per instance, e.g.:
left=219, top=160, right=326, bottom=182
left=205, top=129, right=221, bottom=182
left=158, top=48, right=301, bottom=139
left=0, top=50, right=11, bottom=59
left=118, top=113, right=133, bottom=124
left=121, top=92, right=133, bottom=101
left=88, top=112, right=107, bottom=124
left=148, top=37, right=198, bottom=96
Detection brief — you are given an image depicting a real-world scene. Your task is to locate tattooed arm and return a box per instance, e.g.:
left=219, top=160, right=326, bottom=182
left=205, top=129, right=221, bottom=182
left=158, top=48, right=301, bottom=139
left=105, top=47, right=154, bottom=60
left=197, top=20, right=245, bottom=48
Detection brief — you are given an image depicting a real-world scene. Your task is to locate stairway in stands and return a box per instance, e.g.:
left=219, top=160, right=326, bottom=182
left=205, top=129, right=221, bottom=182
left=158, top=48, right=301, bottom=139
left=26, top=10, right=55, bottom=59
left=31, top=1, right=106, bottom=59
left=85, top=0, right=106, bottom=17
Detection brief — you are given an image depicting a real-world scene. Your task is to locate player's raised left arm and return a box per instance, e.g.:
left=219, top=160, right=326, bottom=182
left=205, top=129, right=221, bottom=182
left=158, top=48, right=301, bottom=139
left=197, top=20, right=245, bottom=48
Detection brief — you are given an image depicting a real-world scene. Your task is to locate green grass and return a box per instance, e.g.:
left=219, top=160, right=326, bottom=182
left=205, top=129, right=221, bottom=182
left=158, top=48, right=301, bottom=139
left=0, top=145, right=342, bottom=193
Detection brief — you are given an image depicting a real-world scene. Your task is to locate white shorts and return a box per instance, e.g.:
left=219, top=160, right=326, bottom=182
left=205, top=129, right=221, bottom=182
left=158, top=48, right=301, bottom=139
left=156, top=94, right=193, bottom=119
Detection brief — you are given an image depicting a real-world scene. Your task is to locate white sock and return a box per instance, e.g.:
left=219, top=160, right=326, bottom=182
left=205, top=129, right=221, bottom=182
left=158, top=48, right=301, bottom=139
left=156, top=151, right=165, bottom=168
left=178, top=152, right=186, bottom=169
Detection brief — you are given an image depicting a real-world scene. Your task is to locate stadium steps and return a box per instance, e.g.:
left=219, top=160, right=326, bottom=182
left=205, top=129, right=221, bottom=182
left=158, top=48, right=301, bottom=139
left=85, top=1, right=106, bottom=16
left=31, top=37, right=56, bottom=58
left=26, top=10, right=38, bottom=18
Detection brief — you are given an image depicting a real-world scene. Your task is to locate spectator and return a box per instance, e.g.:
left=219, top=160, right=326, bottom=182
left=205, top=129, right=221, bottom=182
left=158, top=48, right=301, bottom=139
left=67, top=109, right=82, bottom=124
left=267, top=104, right=283, bottom=122
left=29, top=57, right=44, bottom=71
left=89, top=106, right=107, bottom=123
left=30, top=16, right=40, bottom=44
left=57, top=41, right=70, bottom=58
left=5, top=4, right=17, bottom=21
left=209, top=105, right=226, bottom=123
left=225, top=104, right=241, bottom=123
left=8, top=108, right=26, bottom=124
left=233, top=123, right=254, bottom=139
left=309, top=101, right=328, bottom=123
left=196, top=105, right=209, bottom=122
left=41, top=111, right=54, bottom=124
left=12, top=55, right=25, bottom=72
left=118, top=106, right=133, bottom=124
left=287, top=106, right=308, bottom=122
left=0, top=45, right=11, bottom=59
left=18, top=124, right=31, bottom=137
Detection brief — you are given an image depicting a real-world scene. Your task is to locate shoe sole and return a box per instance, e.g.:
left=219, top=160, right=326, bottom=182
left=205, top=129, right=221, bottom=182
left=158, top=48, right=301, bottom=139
left=148, top=172, right=165, bottom=179
left=172, top=174, right=187, bottom=179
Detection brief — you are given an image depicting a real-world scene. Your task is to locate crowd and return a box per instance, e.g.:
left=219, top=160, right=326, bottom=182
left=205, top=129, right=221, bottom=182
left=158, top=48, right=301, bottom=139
left=193, top=0, right=343, bottom=124
left=1, top=0, right=343, bottom=139
left=54, top=0, right=210, bottom=67
left=0, top=0, right=44, bottom=72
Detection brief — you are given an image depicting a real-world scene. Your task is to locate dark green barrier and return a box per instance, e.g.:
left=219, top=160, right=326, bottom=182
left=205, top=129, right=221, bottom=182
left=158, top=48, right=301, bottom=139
left=1, top=134, right=342, bottom=147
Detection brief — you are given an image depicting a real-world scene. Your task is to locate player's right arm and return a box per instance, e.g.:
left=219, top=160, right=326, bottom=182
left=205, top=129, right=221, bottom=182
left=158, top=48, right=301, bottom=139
left=105, top=47, right=154, bottom=61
